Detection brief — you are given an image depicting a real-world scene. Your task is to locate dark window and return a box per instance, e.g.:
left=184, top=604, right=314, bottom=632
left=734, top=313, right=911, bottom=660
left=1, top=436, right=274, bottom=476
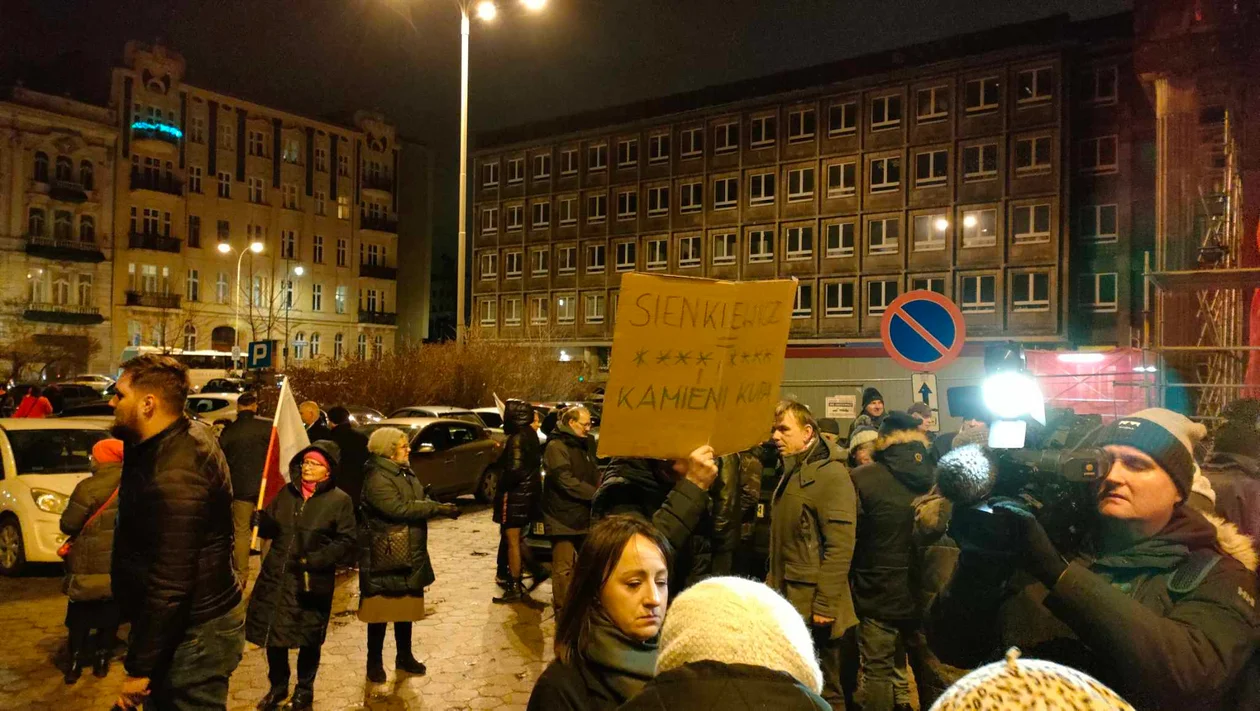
left=6, top=429, right=109, bottom=475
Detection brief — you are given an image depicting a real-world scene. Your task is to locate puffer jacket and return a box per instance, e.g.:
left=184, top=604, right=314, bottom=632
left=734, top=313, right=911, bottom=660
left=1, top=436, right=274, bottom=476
left=850, top=429, right=935, bottom=622
left=928, top=506, right=1260, bottom=711
left=246, top=441, right=356, bottom=648
left=60, top=461, right=121, bottom=602
left=540, top=425, right=600, bottom=537
left=618, top=661, right=830, bottom=711
left=593, top=458, right=712, bottom=590
left=113, top=417, right=241, bottom=679
left=495, top=401, right=544, bottom=526
left=358, top=454, right=446, bottom=597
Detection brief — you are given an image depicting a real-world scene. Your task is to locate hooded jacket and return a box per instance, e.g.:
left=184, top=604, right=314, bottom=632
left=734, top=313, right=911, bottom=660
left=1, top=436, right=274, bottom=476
left=592, top=458, right=712, bottom=589
left=767, top=436, right=858, bottom=639
left=113, top=417, right=241, bottom=679
left=60, top=460, right=121, bottom=602
left=540, top=424, right=600, bottom=537
left=496, top=400, right=544, bottom=527
left=928, top=506, right=1260, bottom=711
left=245, top=440, right=356, bottom=649
left=1202, top=451, right=1260, bottom=541
left=850, top=429, right=935, bottom=621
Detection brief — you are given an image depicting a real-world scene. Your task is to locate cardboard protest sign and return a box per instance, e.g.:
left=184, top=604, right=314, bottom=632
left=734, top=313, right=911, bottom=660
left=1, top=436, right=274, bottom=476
left=597, top=273, right=797, bottom=460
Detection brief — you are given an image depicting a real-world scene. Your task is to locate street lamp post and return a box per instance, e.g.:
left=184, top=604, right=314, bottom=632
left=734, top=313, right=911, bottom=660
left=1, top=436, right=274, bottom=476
left=284, top=262, right=305, bottom=369
left=219, top=240, right=264, bottom=371
left=454, top=0, right=546, bottom=344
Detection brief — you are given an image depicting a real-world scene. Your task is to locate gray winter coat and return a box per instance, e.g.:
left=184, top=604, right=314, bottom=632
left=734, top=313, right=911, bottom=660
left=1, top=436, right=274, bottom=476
left=358, top=454, right=445, bottom=597
left=60, top=462, right=121, bottom=602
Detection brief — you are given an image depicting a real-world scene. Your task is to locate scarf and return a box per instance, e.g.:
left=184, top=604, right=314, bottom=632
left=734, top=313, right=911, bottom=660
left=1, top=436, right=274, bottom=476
left=584, top=609, right=658, bottom=702
left=300, top=478, right=319, bottom=500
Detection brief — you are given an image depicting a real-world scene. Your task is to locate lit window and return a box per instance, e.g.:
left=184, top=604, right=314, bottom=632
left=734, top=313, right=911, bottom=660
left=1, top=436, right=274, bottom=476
left=556, top=295, right=576, bottom=324
left=961, top=275, right=997, bottom=314
left=1013, top=204, right=1052, bottom=244
left=824, top=282, right=855, bottom=318
left=962, top=208, right=998, bottom=248
left=965, top=77, right=1001, bottom=113
left=1012, top=272, right=1050, bottom=312
left=913, top=214, right=948, bottom=252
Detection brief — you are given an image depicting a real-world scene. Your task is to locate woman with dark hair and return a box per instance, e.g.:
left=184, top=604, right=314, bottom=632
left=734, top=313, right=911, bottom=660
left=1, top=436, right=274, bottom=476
left=527, top=515, right=673, bottom=710
left=492, top=399, right=549, bottom=603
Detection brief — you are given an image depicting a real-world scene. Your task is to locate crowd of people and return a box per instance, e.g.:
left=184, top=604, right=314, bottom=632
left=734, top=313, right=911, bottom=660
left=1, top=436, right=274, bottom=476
left=47, top=353, right=1260, bottom=710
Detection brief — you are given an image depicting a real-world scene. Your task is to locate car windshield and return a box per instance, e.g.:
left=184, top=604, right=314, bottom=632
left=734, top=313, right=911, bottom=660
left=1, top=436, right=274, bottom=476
left=7, top=429, right=109, bottom=474
left=477, top=412, right=503, bottom=428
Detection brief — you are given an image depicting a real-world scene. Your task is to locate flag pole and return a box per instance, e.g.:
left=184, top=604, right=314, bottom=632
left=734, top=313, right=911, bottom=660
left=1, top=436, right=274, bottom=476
left=252, top=431, right=278, bottom=549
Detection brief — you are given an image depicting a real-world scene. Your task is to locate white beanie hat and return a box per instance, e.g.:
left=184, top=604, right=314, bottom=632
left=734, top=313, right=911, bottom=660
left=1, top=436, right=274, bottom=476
left=930, top=648, right=1134, bottom=711
left=655, top=576, right=823, bottom=694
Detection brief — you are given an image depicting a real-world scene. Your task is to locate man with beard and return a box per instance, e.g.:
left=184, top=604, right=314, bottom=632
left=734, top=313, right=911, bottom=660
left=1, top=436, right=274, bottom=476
left=109, top=355, right=244, bottom=709
left=767, top=400, right=858, bottom=710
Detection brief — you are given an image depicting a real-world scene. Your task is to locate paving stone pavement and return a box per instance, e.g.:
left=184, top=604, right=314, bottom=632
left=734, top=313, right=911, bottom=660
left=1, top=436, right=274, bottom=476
left=0, top=502, right=555, bottom=710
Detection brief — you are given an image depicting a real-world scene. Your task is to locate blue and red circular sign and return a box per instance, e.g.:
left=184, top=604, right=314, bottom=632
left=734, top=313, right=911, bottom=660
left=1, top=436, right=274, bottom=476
left=880, top=290, right=966, bottom=372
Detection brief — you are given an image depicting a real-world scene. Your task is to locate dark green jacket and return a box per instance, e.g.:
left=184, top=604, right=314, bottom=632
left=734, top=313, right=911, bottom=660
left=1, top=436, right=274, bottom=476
left=929, top=507, right=1260, bottom=711
left=358, top=454, right=445, bottom=597
left=61, top=461, right=121, bottom=602
left=767, top=436, right=858, bottom=639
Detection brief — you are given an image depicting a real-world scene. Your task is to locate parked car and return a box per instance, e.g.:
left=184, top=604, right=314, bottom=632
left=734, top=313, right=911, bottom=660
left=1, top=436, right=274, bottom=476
left=0, top=418, right=111, bottom=575
left=361, top=417, right=501, bottom=503
left=345, top=406, right=384, bottom=426
left=7, top=383, right=106, bottom=415
left=199, top=377, right=250, bottom=394
left=186, top=392, right=244, bottom=423
left=64, top=374, right=116, bottom=393
left=386, top=405, right=484, bottom=427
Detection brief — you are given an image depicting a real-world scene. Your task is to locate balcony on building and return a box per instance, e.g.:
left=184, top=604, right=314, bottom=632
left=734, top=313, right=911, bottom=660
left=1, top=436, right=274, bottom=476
left=23, top=303, right=105, bottom=325
left=128, top=231, right=182, bottom=254
left=130, top=170, right=183, bottom=196
left=125, top=291, right=182, bottom=309
left=49, top=179, right=90, bottom=203
left=358, top=310, right=398, bottom=326
left=359, top=264, right=398, bottom=280
left=25, top=234, right=106, bottom=263
left=359, top=216, right=398, bottom=234
left=131, top=121, right=182, bottom=155
left=362, top=173, right=394, bottom=197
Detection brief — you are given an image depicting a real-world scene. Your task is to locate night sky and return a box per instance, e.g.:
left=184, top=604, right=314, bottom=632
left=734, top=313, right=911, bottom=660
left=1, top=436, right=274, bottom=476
left=3, top=0, right=1130, bottom=261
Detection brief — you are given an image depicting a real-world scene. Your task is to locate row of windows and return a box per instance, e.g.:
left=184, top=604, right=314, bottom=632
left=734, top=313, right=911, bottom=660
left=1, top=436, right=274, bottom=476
left=476, top=203, right=1118, bottom=279
left=475, top=271, right=1119, bottom=328
left=125, top=263, right=375, bottom=313
left=180, top=113, right=355, bottom=177
left=478, top=135, right=1117, bottom=231
left=32, top=152, right=95, bottom=189
left=144, top=323, right=382, bottom=361
left=28, top=270, right=95, bottom=308
left=26, top=208, right=97, bottom=243
left=480, top=67, right=1121, bottom=187
left=186, top=165, right=357, bottom=217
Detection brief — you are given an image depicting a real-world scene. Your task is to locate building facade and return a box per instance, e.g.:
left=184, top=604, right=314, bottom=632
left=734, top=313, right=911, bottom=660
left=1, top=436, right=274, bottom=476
left=470, top=14, right=1151, bottom=369
left=0, top=88, right=118, bottom=376
left=109, top=42, right=404, bottom=367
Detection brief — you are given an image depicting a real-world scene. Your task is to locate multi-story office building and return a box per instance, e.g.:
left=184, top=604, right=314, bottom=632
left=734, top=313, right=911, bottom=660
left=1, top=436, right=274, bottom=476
left=110, top=42, right=405, bottom=366
left=471, top=14, right=1151, bottom=375
left=0, top=87, right=118, bottom=375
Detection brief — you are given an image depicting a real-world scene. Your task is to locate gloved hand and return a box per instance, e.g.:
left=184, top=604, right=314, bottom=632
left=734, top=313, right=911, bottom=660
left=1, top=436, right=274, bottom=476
left=250, top=509, right=260, bottom=529
left=948, top=502, right=1020, bottom=566
left=440, top=503, right=460, bottom=519
left=991, top=500, right=1068, bottom=588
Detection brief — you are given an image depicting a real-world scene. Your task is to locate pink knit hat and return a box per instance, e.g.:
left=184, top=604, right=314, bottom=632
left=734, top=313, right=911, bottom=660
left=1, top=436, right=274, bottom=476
left=303, top=450, right=330, bottom=470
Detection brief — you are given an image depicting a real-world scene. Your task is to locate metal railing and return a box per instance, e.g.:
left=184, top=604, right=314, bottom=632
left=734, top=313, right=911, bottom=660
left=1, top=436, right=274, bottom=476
left=128, top=231, right=182, bottom=253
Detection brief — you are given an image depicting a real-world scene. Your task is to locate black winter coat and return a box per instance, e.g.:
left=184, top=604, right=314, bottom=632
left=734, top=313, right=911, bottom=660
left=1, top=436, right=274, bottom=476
left=358, top=454, right=445, bottom=597
left=495, top=430, right=543, bottom=528
left=60, top=461, right=121, bottom=602
left=850, top=430, right=935, bottom=621
left=528, top=657, right=620, bottom=711
left=617, top=661, right=829, bottom=711
left=541, top=426, right=600, bottom=536
left=329, top=423, right=369, bottom=511
left=592, top=458, right=711, bottom=589
left=219, top=410, right=273, bottom=503
left=1203, top=451, right=1260, bottom=541
left=246, top=441, right=356, bottom=648
left=928, top=506, right=1260, bottom=711
left=113, top=417, right=242, bottom=679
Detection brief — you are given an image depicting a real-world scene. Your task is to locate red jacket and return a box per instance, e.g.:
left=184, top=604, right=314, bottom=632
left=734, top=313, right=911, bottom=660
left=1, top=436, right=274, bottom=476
left=14, top=395, right=53, bottom=418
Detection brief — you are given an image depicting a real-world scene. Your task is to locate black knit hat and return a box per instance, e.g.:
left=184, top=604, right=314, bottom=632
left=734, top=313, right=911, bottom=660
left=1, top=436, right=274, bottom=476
left=861, top=387, right=884, bottom=410
left=1094, top=408, right=1207, bottom=500
left=878, top=411, right=921, bottom=436
left=817, top=418, right=841, bottom=436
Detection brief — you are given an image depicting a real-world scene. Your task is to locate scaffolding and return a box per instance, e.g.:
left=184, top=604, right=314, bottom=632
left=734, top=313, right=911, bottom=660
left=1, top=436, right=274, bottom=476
left=1145, top=106, right=1256, bottom=421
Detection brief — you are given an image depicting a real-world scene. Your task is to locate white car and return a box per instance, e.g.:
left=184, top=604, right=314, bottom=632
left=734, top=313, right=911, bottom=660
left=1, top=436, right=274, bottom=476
left=66, top=374, right=116, bottom=393
left=0, top=418, right=111, bottom=575
left=186, top=392, right=245, bottom=424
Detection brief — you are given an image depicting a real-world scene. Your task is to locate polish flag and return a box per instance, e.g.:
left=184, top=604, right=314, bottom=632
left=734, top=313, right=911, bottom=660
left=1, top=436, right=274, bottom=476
left=257, top=378, right=310, bottom=513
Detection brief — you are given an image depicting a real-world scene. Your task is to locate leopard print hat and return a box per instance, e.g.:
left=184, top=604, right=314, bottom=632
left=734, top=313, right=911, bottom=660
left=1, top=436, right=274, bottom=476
left=929, top=648, right=1135, bottom=711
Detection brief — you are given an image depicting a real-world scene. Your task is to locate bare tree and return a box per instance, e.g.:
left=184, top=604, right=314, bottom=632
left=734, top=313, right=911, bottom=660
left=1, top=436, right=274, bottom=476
left=0, top=299, right=102, bottom=381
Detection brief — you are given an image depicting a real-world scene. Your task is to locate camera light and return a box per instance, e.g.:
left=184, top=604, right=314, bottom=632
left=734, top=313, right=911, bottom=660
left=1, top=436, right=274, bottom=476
left=982, top=370, right=1046, bottom=424
left=1058, top=352, right=1105, bottom=364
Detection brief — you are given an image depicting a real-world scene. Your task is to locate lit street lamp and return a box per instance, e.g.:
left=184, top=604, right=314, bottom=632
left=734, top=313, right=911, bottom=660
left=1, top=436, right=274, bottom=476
left=219, top=240, right=264, bottom=370
left=284, top=262, right=304, bottom=368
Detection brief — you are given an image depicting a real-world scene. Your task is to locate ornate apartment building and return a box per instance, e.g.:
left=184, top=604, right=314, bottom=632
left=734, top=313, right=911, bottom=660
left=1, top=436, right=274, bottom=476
left=0, top=88, right=118, bottom=374
left=1, top=41, right=416, bottom=378
left=471, top=14, right=1150, bottom=365
left=111, top=42, right=401, bottom=366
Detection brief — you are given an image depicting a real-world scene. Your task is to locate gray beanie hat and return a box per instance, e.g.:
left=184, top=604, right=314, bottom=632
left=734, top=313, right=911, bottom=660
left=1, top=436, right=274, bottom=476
left=1093, top=408, right=1207, bottom=501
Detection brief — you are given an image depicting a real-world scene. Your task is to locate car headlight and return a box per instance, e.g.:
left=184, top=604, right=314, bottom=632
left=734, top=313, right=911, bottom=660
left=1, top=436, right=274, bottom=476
left=31, top=488, right=69, bottom=514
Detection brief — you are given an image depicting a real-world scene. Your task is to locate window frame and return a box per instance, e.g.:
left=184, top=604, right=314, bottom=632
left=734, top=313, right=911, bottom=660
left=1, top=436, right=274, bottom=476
left=916, top=85, right=950, bottom=123
left=869, top=156, right=902, bottom=194
left=680, top=128, right=703, bottom=158
left=960, top=274, right=998, bottom=314
left=713, top=177, right=738, bottom=210
left=1081, top=272, right=1119, bottom=313
left=785, top=226, right=814, bottom=261
left=867, top=279, right=899, bottom=316
left=824, top=281, right=855, bottom=318
left=532, top=200, right=551, bottom=228
left=648, top=133, right=670, bottom=164
left=506, top=204, right=524, bottom=231
left=559, top=196, right=577, bottom=226
left=560, top=149, right=579, bottom=175
left=750, top=115, right=777, bottom=148
left=1080, top=135, right=1119, bottom=175
left=503, top=296, right=522, bottom=326
left=1012, top=203, right=1052, bottom=245
left=506, top=157, right=525, bottom=184
left=1081, top=204, right=1119, bottom=243
left=914, top=149, right=949, bottom=188
left=1014, top=135, right=1054, bottom=175
left=586, top=193, right=607, bottom=224
left=532, top=153, right=551, bottom=180
left=479, top=252, right=498, bottom=281
left=616, top=189, right=638, bottom=221
left=1084, top=66, right=1119, bottom=105
left=787, top=167, right=815, bottom=202
left=504, top=250, right=524, bottom=279
left=586, top=244, right=606, bottom=274
left=1017, top=67, right=1054, bottom=105
left=749, top=172, right=776, bottom=206
left=585, top=293, right=606, bottom=324
left=825, top=222, right=856, bottom=258
left=867, top=217, right=901, bottom=256
left=616, top=138, right=639, bottom=168
left=1011, top=271, right=1051, bottom=312
left=557, top=245, right=578, bottom=275
left=964, top=76, right=1001, bottom=114
left=828, top=101, right=857, bottom=137
left=679, top=182, right=703, bottom=214
left=961, top=208, right=999, bottom=249
left=912, top=214, right=948, bottom=252
left=646, top=239, right=669, bottom=271
left=556, top=294, right=577, bottom=325
left=713, top=121, right=739, bottom=154
left=792, top=283, right=813, bottom=319
left=530, top=294, right=550, bottom=325
left=788, top=107, right=816, bottom=143
left=587, top=144, right=608, bottom=172
left=531, top=247, right=550, bottom=276
left=712, top=233, right=737, bottom=266
left=615, top=241, right=637, bottom=272
left=748, top=229, right=775, bottom=264
left=678, top=235, right=702, bottom=269
left=478, top=298, right=498, bottom=327
left=870, top=94, right=903, bottom=132
left=647, top=186, right=670, bottom=216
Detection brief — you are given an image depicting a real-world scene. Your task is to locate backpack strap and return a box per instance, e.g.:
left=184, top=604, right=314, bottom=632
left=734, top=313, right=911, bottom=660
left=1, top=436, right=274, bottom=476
left=1168, top=548, right=1222, bottom=596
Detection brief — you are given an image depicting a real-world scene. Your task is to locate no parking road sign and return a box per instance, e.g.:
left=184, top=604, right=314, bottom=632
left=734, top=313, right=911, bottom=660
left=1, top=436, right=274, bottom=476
left=880, top=290, right=966, bottom=372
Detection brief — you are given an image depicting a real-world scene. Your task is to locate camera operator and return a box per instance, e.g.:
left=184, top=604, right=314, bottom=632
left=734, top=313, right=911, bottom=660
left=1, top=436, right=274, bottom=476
left=928, top=408, right=1260, bottom=711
